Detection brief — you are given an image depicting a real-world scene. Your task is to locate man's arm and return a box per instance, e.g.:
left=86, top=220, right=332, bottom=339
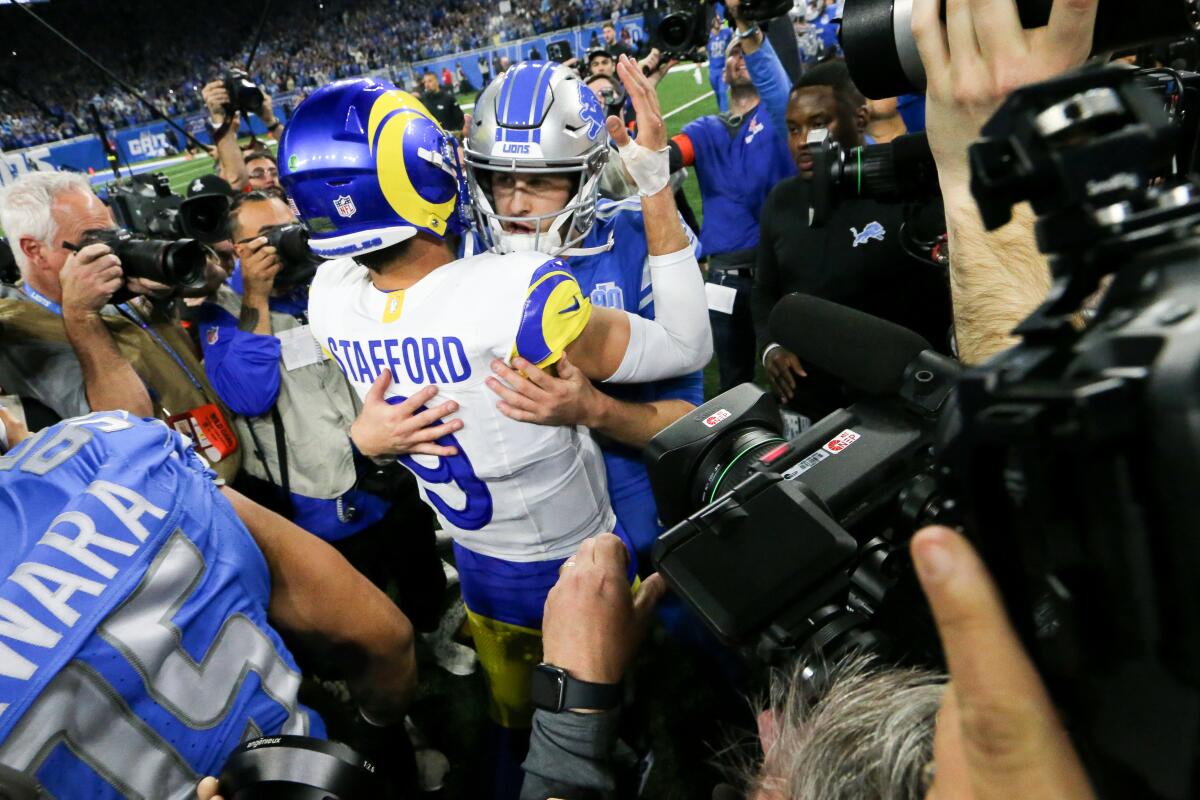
left=60, top=243, right=154, bottom=418
left=221, top=486, right=417, bottom=721
left=912, top=0, right=1096, bottom=364
left=202, top=81, right=250, bottom=192
left=728, top=0, right=790, bottom=133
left=487, top=353, right=694, bottom=446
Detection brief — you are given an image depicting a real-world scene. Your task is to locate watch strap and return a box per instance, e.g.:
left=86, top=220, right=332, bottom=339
left=561, top=674, right=622, bottom=712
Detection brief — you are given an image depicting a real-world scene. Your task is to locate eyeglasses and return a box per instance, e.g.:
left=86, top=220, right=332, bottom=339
left=249, top=168, right=279, bottom=180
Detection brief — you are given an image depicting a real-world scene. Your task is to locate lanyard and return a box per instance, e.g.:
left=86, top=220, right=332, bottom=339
left=116, top=302, right=207, bottom=394
left=20, top=284, right=63, bottom=316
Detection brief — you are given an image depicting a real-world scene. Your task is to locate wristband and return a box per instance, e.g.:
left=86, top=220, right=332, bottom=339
left=617, top=140, right=670, bottom=197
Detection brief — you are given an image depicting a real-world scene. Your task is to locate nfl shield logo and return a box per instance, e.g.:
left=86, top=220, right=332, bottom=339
left=206, top=327, right=219, bottom=345
left=334, top=195, right=357, bottom=218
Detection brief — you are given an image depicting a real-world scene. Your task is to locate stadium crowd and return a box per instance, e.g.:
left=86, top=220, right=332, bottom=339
left=0, top=0, right=648, bottom=150
left=0, top=0, right=1182, bottom=798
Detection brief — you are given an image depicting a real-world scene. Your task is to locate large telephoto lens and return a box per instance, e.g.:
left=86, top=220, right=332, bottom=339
left=842, top=0, right=1200, bottom=99
left=218, top=735, right=386, bottom=800
left=119, top=237, right=208, bottom=289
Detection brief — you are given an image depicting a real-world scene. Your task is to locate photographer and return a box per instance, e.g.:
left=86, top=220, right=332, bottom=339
left=752, top=61, right=951, bottom=420
left=202, top=76, right=283, bottom=193
left=195, top=190, right=446, bottom=631
left=0, top=171, right=241, bottom=483
left=667, top=0, right=795, bottom=392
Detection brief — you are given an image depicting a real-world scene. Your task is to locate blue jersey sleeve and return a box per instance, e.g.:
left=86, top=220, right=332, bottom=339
left=745, top=37, right=791, bottom=136
left=654, top=369, right=704, bottom=405
left=197, top=303, right=282, bottom=417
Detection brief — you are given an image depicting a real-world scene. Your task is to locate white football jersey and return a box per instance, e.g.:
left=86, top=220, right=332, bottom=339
left=309, top=251, right=616, bottom=561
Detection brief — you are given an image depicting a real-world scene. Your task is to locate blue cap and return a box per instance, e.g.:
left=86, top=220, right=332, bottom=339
left=278, top=78, right=470, bottom=259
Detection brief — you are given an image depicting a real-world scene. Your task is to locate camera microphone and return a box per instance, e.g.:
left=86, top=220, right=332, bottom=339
left=768, top=293, right=955, bottom=396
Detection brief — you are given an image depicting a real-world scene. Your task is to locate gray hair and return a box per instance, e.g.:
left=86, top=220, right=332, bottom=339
left=0, top=171, right=93, bottom=274
left=748, top=655, right=945, bottom=800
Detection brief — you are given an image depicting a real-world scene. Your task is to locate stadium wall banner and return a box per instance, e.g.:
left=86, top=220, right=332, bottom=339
left=1, top=95, right=300, bottom=183
left=406, top=15, right=647, bottom=94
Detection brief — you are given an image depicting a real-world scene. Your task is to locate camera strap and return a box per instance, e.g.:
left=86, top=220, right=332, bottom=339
left=116, top=302, right=207, bottom=394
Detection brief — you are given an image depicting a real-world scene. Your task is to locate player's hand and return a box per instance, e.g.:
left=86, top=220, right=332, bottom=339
left=486, top=354, right=604, bottom=428
left=201, top=80, right=231, bottom=124
left=235, top=237, right=282, bottom=301
left=610, top=55, right=667, bottom=152
left=912, top=526, right=1096, bottom=800
left=764, top=346, right=807, bottom=404
left=350, top=370, right=463, bottom=458
left=542, top=534, right=666, bottom=688
left=196, top=777, right=223, bottom=800
left=60, top=243, right=122, bottom=319
left=913, top=0, right=1097, bottom=195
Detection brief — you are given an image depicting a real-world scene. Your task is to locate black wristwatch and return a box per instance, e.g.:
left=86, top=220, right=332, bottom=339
left=530, top=663, right=622, bottom=713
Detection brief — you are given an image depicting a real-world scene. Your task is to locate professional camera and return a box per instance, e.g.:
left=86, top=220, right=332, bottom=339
left=218, top=735, right=389, bottom=799
left=79, top=227, right=209, bottom=298
left=649, top=66, right=1200, bottom=798
left=222, top=69, right=266, bottom=116
left=840, top=0, right=1200, bottom=98
left=107, top=172, right=185, bottom=239
left=261, top=222, right=322, bottom=288
left=647, top=305, right=958, bottom=665
left=651, top=0, right=791, bottom=56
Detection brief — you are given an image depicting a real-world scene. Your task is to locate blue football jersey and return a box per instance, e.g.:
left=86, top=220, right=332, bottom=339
left=0, top=413, right=322, bottom=798
left=707, top=28, right=732, bottom=67
left=682, top=103, right=795, bottom=256
left=568, top=198, right=705, bottom=554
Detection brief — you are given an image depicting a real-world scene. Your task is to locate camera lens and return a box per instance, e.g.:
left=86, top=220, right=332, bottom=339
left=692, top=425, right=786, bottom=509
left=841, top=0, right=1200, bottom=99
left=658, top=11, right=696, bottom=51
left=218, top=735, right=386, bottom=800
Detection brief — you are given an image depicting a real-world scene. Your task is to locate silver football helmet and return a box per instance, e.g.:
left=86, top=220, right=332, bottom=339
left=463, top=61, right=610, bottom=256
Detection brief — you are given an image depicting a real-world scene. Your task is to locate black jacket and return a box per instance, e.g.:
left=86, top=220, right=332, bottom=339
left=421, top=88, right=465, bottom=134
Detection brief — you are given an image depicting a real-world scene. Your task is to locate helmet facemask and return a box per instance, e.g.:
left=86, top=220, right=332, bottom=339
left=465, top=148, right=607, bottom=256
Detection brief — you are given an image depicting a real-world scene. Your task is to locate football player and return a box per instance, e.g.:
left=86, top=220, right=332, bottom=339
left=278, top=77, right=710, bottom=792
left=464, top=57, right=705, bottom=569
left=0, top=411, right=416, bottom=797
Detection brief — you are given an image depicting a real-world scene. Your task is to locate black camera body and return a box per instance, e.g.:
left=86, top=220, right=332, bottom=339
left=646, top=66, right=1200, bottom=798
left=223, top=69, right=266, bottom=116
left=107, top=172, right=185, bottom=239
left=261, top=223, right=322, bottom=289
left=651, top=0, right=791, bottom=56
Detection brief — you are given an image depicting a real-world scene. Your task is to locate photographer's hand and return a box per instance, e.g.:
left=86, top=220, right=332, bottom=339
left=233, top=236, right=279, bottom=335
left=912, top=526, right=1095, bottom=800
left=542, top=534, right=666, bottom=689
left=914, top=0, right=1097, bottom=193
left=725, top=0, right=763, bottom=53
left=59, top=243, right=154, bottom=418
left=258, top=88, right=282, bottom=140
left=201, top=80, right=231, bottom=127
left=912, top=0, right=1097, bottom=364
left=60, top=242, right=122, bottom=319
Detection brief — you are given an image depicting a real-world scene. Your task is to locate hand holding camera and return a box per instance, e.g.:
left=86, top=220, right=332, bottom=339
left=59, top=242, right=123, bottom=318
left=235, top=236, right=283, bottom=302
